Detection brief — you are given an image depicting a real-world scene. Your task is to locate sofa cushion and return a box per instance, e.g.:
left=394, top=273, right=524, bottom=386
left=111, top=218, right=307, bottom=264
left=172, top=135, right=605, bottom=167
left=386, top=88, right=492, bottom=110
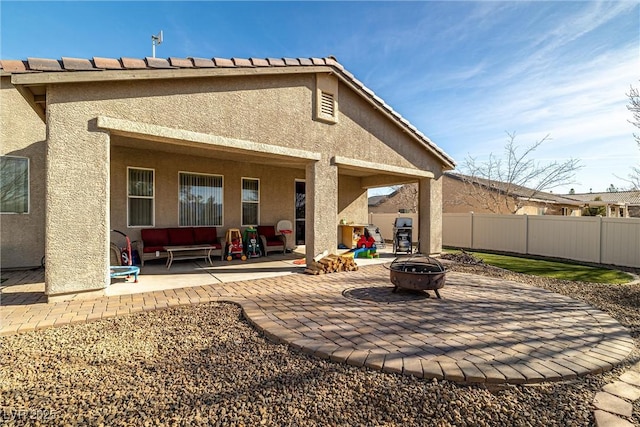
left=193, top=227, right=218, bottom=245
left=258, top=225, right=276, bottom=239
left=168, top=228, right=195, bottom=246
left=141, top=228, right=169, bottom=248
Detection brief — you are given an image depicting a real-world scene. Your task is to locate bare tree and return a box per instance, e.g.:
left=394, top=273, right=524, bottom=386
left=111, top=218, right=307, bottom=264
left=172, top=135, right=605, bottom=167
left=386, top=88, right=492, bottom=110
left=625, top=84, right=640, bottom=189
left=385, top=184, right=419, bottom=213
left=458, top=132, right=582, bottom=214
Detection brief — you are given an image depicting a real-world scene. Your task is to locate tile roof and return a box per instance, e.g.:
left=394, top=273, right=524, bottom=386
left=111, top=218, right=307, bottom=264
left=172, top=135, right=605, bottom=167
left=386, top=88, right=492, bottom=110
left=0, top=55, right=455, bottom=168
left=367, top=195, right=389, bottom=206
left=445, top=172, right=583, bottom=205
left=0, top=56, right=348, bottom=75
left=562, top=191, right=640, bottom=205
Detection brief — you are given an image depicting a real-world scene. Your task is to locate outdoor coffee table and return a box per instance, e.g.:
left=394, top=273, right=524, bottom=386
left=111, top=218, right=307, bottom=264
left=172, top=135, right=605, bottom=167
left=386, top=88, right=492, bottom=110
left=164, top=245, right=218, bottom=269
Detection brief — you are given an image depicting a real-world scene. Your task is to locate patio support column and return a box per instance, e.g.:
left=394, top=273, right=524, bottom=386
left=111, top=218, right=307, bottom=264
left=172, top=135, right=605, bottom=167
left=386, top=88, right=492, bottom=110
left=418, top=175, right=443, bottom=256
left=305, top=156, right=338, bottom=262
left=45, top=108, right=110, bottom=299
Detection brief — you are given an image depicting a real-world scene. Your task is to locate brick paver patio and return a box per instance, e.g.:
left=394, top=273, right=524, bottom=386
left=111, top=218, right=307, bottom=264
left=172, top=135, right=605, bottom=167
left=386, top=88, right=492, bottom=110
left=0, top=264, right=634, bottom=385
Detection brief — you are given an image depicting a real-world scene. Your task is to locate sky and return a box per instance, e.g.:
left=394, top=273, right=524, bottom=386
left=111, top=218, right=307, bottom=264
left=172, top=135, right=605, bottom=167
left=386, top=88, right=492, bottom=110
left=1, top=1, right=638, bottom=196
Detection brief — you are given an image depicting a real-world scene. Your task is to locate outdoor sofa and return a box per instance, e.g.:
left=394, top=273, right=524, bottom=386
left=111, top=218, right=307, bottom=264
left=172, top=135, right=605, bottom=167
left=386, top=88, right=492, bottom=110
left=137, top=227, right=223, bottom=266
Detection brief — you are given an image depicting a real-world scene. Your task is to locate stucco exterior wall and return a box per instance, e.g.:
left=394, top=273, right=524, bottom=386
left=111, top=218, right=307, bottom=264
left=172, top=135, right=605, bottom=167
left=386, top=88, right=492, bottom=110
left=336, top=87, right=443, bottom=174
left=46, top=86, right=110, bottom=295
left=419, top=176, right=443, bottom=255
left=49, top=73, right=440, bottom=175
left=338, top=175, right=368, bottom=225
left=22, top=69, right=445, bottom=296
left=0, top=77, right=46, bottom=268
left=368, top=184, right=419, bottom=214
left=442, top=176, right=517, bottom=214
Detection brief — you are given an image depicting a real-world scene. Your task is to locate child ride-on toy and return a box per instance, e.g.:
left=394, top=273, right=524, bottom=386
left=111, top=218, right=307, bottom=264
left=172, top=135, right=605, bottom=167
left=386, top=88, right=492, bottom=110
left=224, top=228, right=246, bottom=261
left=243, top=226, right=263, bottom=258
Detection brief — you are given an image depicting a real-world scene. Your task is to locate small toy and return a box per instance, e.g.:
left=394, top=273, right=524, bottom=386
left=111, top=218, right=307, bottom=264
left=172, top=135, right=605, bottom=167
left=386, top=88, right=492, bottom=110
left=352, top=228, right=378, bottom=259
left=354, top=248, right=379, bottom=259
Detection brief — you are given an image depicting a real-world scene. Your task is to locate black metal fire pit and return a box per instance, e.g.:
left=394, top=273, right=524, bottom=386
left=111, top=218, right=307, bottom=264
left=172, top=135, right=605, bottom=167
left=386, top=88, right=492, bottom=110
left=387, top=254, right=446, bottom=298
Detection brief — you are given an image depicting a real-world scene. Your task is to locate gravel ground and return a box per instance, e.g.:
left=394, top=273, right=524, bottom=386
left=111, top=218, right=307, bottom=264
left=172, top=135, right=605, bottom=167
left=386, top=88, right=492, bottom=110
left=2, top=261, right=640, bottom=427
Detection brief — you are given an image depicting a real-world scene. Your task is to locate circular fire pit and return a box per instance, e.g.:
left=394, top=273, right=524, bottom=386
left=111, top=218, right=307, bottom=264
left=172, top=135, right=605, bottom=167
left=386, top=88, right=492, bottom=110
left=387, top=254, right=446, bottom=298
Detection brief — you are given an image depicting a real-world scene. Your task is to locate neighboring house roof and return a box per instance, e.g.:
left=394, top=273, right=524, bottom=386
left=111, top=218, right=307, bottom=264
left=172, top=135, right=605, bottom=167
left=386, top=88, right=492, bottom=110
left=562, top=191, right=640, bottom=205
left=0, top=55, right=455, bottom=169
left=368, top=195, right=388, bottom=207
left=445, top=172, right=583, bottom=206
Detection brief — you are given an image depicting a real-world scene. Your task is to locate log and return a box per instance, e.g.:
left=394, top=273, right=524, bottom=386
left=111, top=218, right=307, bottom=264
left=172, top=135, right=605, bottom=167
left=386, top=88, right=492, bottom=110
left=303, top=253, right=359, bottom=274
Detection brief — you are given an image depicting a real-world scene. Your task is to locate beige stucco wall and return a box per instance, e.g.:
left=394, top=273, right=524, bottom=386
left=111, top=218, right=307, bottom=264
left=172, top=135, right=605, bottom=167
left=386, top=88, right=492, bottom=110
left=46, top=88, right=111, bottom=295
left=0, top=77, right=46, bottom=268
left=420, top=176, right=443, bottom=255
left=49, top=73, right=441, bottom=177
left=338, top=175, right=369, bottom=225
left=442, top=176, right=517, bottom=214
left=21, top=69, right=445, bottom=296
left=368, top=184, right=419, bottom=214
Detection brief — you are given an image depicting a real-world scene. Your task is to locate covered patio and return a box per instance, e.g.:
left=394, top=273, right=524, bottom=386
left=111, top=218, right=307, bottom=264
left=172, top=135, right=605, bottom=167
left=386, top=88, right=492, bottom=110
left=2, top=56, right=454, bottom=301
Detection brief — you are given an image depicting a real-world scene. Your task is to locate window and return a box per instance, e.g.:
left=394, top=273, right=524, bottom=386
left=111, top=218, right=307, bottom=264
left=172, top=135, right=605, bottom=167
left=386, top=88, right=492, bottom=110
left=241, top=178, right=259, bottom=226
left=179, top=172, right=223, bottom=226
left=0, top=156, right=29, bottom=214
left=128, top=167, right=154, bottom=227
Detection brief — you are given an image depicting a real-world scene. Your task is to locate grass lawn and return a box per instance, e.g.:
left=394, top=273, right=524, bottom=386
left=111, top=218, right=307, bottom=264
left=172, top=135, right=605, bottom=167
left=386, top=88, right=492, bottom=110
left=447, top=249, right=634, bottom=284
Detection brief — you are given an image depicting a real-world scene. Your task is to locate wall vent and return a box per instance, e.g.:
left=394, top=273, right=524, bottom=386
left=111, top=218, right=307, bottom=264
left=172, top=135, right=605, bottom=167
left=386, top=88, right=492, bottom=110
left=320, top=91, right=335, bottom=117
left=315, top=73, right=338, bottom=124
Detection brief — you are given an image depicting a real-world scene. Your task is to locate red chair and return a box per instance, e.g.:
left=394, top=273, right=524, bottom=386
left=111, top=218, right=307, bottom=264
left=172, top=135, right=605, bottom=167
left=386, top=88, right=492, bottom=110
left=257, top=225, right=286, bottom=256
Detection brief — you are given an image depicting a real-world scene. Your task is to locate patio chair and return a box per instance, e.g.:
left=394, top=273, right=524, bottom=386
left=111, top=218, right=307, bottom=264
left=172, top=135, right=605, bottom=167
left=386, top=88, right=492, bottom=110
left=257, top=225, right=286, bottom=256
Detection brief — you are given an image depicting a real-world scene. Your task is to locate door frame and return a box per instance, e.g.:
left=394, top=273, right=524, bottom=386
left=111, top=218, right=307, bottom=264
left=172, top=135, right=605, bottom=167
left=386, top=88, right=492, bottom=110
left=294, top=179, right=305, bottom=245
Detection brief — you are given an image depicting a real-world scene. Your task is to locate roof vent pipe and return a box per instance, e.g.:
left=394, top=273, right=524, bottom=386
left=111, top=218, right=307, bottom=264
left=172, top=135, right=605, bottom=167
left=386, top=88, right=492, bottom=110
left=151, top=31, right=163, bottom=58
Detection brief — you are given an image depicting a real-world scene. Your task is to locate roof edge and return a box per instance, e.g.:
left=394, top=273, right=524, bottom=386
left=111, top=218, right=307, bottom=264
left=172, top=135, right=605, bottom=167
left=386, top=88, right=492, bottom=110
left=2, top=55, right=456, bottom=168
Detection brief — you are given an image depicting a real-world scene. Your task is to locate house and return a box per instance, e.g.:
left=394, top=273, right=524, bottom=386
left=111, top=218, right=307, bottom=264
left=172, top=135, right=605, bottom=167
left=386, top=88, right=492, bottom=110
left=561, top=191, right=640, bottom=218
left=1, top=55, right=455, bottom=300
left=369, top=172, right=583, bottom=215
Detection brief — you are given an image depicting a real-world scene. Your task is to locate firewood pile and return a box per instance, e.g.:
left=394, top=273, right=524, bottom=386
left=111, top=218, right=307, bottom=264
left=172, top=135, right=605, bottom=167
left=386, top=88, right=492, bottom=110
left=304, top=254, right=359, bottom=275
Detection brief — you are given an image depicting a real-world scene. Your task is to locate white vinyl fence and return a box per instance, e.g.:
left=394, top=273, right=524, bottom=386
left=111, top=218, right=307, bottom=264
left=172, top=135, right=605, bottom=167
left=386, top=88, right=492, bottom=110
left=368, top=212, right=640, bottom=268
left=442, top=213, right=640, bottom=268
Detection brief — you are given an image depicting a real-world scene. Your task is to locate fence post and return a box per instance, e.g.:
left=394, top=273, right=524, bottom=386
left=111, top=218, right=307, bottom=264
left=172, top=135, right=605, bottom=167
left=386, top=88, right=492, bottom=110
left=598, top=216, right=603, bottom=264
left=524, top=214, right=529, bottom=255
left=469, top=212, right=474, bottom=249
